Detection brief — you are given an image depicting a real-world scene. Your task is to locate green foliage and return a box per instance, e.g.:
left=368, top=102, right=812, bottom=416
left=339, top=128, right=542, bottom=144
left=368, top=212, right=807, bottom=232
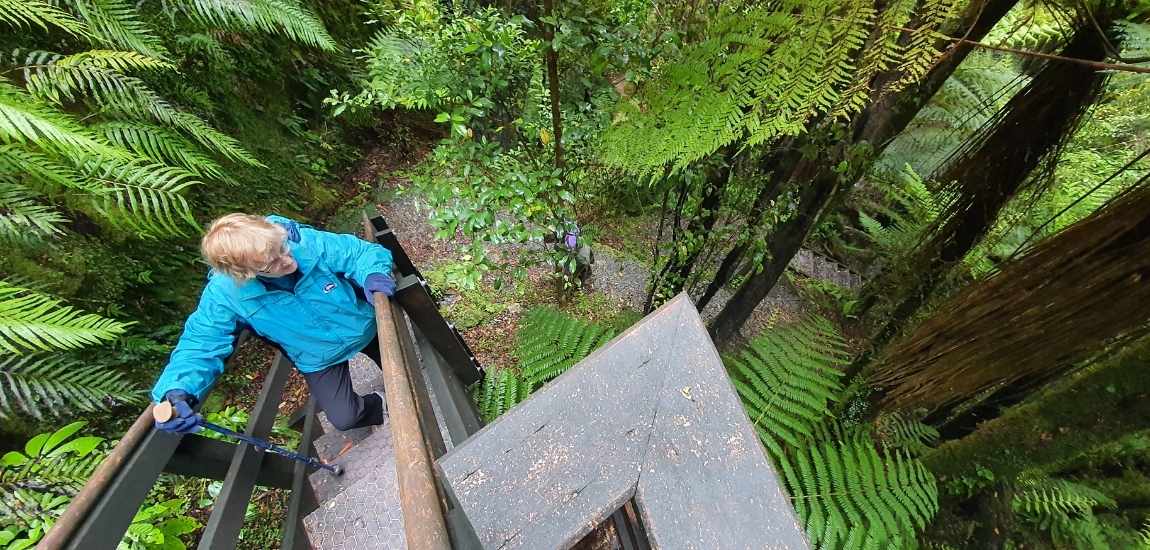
left=874, top=412, right=939, bottom=457
left=1013, top=475, right=1117, bottom=550
left=726, top=315, right=850, bottom=455
left=180, top=0, right=339, bottom=51
left=120, top=498, right=200, bottom=550
left=0, top=280, right=132, bottom=354
left=0, top=353, right=143, bottom=420
left=65, top=0, right=170, bottom=59
left=201, top=405, right=300, bottom=449
left=0, top=422, right=107, bottom=548
left=0, top=0, right=88, bottom=36
left=601, top=0, right=957, bottom=173
left=726, top=316, right=940, bottom=549
left=472, top=307, right=617, bottom=422
left=474, top=368, right=524, bottom=423
left=516, top=307, right=612, bottom=393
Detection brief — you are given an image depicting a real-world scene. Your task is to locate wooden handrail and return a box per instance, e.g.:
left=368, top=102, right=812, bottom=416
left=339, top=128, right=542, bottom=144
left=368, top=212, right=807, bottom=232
left=365, top=216, right=450, bottom=550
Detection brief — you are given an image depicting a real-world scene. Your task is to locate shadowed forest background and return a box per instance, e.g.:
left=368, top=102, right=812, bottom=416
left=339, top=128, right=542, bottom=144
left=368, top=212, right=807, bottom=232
left=2, top=0, right=1150, bottom=547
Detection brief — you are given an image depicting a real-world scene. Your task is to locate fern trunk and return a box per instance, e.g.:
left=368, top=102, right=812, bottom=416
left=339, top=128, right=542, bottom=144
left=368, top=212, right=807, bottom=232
left=922, top=337, right=1150, bottom=485
left=707, top=0, right=1019, bottom=347
left=870, top=22, right=1118, bottom=349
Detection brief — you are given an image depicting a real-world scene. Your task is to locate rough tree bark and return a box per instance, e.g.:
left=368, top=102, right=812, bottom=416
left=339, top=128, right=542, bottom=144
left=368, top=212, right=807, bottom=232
left=869, top=22, right=1117, bottom=349
left=922, top=337, right=1150, bottom=485
left=646, top=152, right=733, bottom=311
left=696, top=144, right=803, bottom=310
left=707, top=0, right=1019, bottom=347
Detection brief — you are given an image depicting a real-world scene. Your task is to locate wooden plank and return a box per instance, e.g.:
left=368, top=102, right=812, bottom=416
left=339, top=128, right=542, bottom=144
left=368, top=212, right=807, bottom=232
left=437, top=294, right=808, bottom=549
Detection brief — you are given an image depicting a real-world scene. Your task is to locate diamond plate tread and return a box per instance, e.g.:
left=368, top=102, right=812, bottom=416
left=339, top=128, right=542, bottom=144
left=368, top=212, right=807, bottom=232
left=304, top=450, right=406, bottom=550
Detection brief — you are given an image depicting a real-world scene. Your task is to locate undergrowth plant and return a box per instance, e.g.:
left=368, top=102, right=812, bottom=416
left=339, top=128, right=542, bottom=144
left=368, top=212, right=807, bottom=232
left=473, top=307, right=615, bottom=422
left=725, top=315, right=940, bottom=549
left=1012, top=475, right=1116, bottom=549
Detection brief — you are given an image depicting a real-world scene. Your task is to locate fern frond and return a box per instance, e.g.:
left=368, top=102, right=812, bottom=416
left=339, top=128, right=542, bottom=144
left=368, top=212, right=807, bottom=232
left=517, top=307, right=612, bottom=392
left=174, top=32, right=235, bottom=68
left=874, top=411, right=939, bottom=455
left=0, top=179, right=66, bottom=241
left=472, top=308, right=622, bottom=421
left=725, top=315, right=849, bottom=459
left=0, top=280, right=132, bottom=355
left=782, top=434, right=939, bottom=549
left=181, top=0, right=339, bottom=51
left=0, top=79, right=121, bottom=159
left=93, top=121, right=225, bottom=179
left=0, top=0, right=87, bottom=36
left=473, top=368, right=523, bottom=422
left=66, top=0, right=170, bottom=59
left=1013, top=475, right=1116, bottom=549
left=20, top=51, right=260, bottom=167
left=0, top=355, right=140, bottom=420
left=0, top=143, right=92, bottom=191
left=81, top=157, right=199, bottom=235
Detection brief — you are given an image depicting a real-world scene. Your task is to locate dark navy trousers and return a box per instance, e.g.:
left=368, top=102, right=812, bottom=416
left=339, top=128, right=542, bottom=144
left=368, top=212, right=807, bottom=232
left=301, top=337, right=386, bottom=430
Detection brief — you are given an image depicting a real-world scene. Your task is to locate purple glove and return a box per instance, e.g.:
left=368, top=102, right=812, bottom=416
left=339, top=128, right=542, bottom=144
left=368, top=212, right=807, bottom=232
left=363, top=273, right=396, bottom=301
left=155, top=389, right=202, bottom=434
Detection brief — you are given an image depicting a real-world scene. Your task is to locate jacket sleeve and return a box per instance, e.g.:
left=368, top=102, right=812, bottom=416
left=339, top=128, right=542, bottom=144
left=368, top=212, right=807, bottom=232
left=305, top=227, right=395, bottom=287
left=150, top=289, right=240, bottom=402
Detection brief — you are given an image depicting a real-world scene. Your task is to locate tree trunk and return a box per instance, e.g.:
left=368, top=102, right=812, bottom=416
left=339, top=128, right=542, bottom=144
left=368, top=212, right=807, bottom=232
left=707, top=0, right=1019, bottom=347
left=647, top=154, right=732, bottom=310
left=709, top=148, right=853, bottom=345
left=543, top=0, right=563, bottom=168
left=697, top=144, right=802, bottom=310
left=870, top=23, right=1116, bottom=348
left=922, top=337, right=1150, bottom=484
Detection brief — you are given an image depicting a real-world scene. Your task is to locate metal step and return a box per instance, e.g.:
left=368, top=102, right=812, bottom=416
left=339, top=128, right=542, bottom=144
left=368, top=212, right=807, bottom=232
left=304, top=427, right=406, bottom=550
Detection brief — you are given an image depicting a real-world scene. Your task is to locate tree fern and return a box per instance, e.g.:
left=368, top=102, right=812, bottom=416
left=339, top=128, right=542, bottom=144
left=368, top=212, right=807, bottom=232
left=180, top=0, right=339, bottom=52
left=601, top=0, right=958, bottom=173
left=0, top=280, right=132, bottom=354
left=65, top=0, right=170, bottom=60
left=726, top=316, right=940, bottom=548
left=0, top=0, right=88, bottom=36
left=0, top=354, right=142, bottom=420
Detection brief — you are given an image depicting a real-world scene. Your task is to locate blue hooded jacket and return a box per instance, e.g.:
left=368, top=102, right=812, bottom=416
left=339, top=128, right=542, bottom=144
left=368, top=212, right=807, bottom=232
left=150, top=215, right=394, bottom=402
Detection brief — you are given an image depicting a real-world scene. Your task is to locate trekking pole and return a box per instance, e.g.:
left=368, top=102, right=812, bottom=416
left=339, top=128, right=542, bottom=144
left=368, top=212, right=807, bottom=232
left=153, top=401, right=344, bottom=476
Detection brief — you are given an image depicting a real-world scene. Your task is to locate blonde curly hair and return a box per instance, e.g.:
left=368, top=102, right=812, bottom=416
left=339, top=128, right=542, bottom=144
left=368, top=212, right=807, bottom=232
left=201, top=213, right=288, bottom=281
